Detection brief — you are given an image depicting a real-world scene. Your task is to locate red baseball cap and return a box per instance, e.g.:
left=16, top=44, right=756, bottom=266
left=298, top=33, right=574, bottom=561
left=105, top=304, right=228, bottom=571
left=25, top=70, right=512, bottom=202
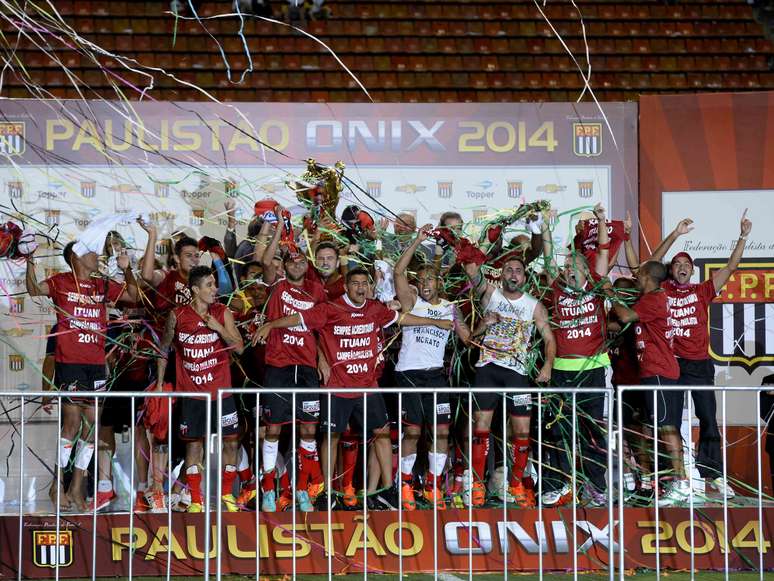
left=670, top=252, right=693, bottom=267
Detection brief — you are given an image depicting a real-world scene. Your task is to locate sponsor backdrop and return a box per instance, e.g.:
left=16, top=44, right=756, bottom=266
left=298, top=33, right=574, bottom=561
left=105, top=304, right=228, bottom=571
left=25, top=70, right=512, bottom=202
left=0, top=100, right=637, bottom=399
left=1, top=507, right=773, bottom=577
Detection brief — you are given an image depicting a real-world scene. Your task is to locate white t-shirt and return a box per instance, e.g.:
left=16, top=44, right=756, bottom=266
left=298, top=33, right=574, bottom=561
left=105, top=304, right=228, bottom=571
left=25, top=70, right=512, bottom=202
left=476, top=288, right=538, bottom=374
left=395, top=297, right=454, bottom=372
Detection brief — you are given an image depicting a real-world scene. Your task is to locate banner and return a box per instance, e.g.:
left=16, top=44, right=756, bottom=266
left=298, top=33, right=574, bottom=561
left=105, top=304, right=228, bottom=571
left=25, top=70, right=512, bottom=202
left=1, top=507, right=772, bottom=578
left=0, top=100, right=637, bottom=397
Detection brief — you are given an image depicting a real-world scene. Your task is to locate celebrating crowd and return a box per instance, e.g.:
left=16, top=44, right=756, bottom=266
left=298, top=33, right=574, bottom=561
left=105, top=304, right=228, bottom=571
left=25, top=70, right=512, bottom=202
left=24, top=178, right=753, bottom=515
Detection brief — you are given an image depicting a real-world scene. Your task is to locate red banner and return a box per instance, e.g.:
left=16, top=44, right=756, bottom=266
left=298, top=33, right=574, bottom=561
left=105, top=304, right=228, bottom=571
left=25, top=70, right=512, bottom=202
left=2, top=507, right=773, bottom=578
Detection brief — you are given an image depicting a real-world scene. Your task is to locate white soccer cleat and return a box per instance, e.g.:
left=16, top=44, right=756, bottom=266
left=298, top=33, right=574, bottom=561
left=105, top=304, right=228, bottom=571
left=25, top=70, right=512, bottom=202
left=710, top=477, right=736, bottom=499
left=657, top=479, right=691, bottom=507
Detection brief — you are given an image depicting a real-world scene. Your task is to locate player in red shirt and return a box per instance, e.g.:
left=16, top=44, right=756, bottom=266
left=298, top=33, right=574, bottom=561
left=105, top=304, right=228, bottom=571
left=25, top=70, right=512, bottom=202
left=625, top=211, right=752, bottom=500
left=608, top=260, right=685, bottom=506
left=157, top=266, right=244, bottom=513
left=254, top=267, right=452, bottom=510
left=308, top=241, right=347, bottom=300
left=541, top=203, right=610, bottom=508
left=257, top=220, right=327, bottom=513
left=26, top=240, right=137, bottom=511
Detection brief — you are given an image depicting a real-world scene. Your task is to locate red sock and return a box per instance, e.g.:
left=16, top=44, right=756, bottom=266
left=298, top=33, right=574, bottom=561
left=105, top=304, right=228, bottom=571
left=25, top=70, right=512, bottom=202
left=238, top=467, right=253, bottom=483
left=425, top=471, right=441, bottom=489
left=341, top=438, right=359, bottom=490
left=261, top=469, right=276, bottom=492
left=222, top=467, right=237, bottom=496
left=297, top=448, right=319, bottom=491
left=401, top=471, right=412, bottom=483
left=472, top=430, right=490, bottom=482
left=510, top=437, right=530, bottom=485
left=188, top=472, right=203, bottom=504
left=279, top=468, right=292, bottom=496
left=304, top=447, right=323, bottom=485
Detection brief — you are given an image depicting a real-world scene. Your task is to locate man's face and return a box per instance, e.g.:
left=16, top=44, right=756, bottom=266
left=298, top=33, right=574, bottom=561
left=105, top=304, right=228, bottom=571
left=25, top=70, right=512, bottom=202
left=500, top=260, right=526, bottom=293
left=394, top=214, right=416, bottom=236
left=416, top=269, right=438, bottom=302
left=316, top=248, right=338, bottom=277
left=79, top=251, right=99, bottom=273
left=285, top=256, right=308, bottom=283
left=563, top=254, right=587, bottom=288
left=346, top=274, right=370, bottom=305
left=177, top=244, right=200, bottom=274
left=241, top=265, right=267, bottom=303
left=671, top=257, right=693, bottom=285
left=194, top=274, right=217, bottom=304
left=443, top=217, right=463, bottom=236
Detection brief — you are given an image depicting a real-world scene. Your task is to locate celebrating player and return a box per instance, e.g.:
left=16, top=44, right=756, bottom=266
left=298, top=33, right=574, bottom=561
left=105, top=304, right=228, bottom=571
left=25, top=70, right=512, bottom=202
left=157, top=266, right=244, bottom=512
left=253, top=267, right=453, bottom=509
left=393, top=225, right=472, bottom=510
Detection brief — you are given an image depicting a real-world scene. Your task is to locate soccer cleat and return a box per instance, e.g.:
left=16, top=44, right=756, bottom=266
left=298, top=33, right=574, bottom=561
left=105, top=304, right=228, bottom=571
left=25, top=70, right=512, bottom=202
left=710, top=477, right=736, bottom=499
left=222, top=494, right=239, bottom=512
left=261, top=489, right=277, bottom=513
left=93, top=489, right=116, bottom=512
left=657, top=479, right=691, bottom=508
left=277, top=492, right=293, bottom=512
left=187, top=502, right=203, bottom=513
left=146, top=489, right=168, bottom=513
left=134, top=491, right=150, bottom=513
left=581, top=484, right=606, bottom=508
left=236, top=483, right=257, bottom=509
left=376, top=485, right=400, bottom=511
left=401, top=482, right=417, bottom=511
left=508, top=481, right=534, bottom=508
left=470, top=481, right=486, bottom=507
left=342, top=485, right=358, bottom=508
left=423, top=486, right=447, bottom=511
left=307, top=481, right=325, bottom=503
left=170, top=488, right=191, bottom=513
left=296, top=490, right=314, bottom=512
left=541, top=484, right=573, bottom=507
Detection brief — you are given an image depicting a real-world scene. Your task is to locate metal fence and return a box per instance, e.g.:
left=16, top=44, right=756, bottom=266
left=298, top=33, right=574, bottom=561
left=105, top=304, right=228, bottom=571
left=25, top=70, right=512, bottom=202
left=0, top=386, right=771, bottom=580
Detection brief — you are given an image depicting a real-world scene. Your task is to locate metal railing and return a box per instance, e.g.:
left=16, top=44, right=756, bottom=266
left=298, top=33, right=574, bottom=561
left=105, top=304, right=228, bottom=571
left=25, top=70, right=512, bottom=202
left=1, top=385, right=772, bottom=579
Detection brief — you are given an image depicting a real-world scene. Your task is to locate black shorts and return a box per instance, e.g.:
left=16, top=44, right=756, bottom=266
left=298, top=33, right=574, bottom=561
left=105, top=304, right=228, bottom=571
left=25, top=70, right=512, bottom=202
left=677, top=358, right=715, bottom=386
left=396, top=368, right=451, bottom=427
left=320, top=394, right=390, bottom=437
left=474, top=363, right=532, bottom=417
left=642, top=376, right=684, bottom=429
left=178, top=395, right=239, bottom=441
left=262, top=365, right=321, bottom=424
left=55, top=363, right=107, bottom=407
left=100, top=385, right=140, bottom=430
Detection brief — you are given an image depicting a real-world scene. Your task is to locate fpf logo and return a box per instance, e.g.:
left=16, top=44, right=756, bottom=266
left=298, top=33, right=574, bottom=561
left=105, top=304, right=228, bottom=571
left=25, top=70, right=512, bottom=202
left=33, top=530, right=73, bottom=568
left=45, top=209, right=61, bottom=227
left=154, top=182, right=170, bottom=198
left=366, top=181, right=382, bottom=198
left=9, top=296, right=24, bottom=313
left=191, top=209, right=205, bottom=226
left=81, top=181, right=96, bottom=199
left=0, top=122, right=25, bottom=156
left=7, top=181, right=23, bottom=199
left=573, top=122, right=602, bottom=157
left=507, top=181, right=523, bottom=199
left=8, top=353, right=24, bottom=371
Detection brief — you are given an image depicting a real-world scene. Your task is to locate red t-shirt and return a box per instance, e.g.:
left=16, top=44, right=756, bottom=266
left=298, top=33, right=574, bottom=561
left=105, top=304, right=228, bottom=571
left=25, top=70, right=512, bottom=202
left=265, top=277, right=326, bottom=368
left=633, top=290, right=679, bottom=380
left=300, top=294, right=399, bottom=394
left=307, top=268, right=345, bottom=300
left=573, top=219, right=626, bottom=270
left=46, top=273, right=123, bottom=365
left=662, top=278, right=716, bottom=361
left=152, top=270, right=191, bottom=323
left=173, top=302, right=232, bottom=394
left=550, top=279, right=607, bottom=359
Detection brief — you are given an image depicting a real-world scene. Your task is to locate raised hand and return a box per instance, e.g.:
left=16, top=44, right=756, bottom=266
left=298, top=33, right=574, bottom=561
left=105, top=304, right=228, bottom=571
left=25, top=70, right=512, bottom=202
left=740, top=208, right=752, bottom=237
left=623, top=211, right=632, bottom=235
left=675, top=218, right=694, bottom=236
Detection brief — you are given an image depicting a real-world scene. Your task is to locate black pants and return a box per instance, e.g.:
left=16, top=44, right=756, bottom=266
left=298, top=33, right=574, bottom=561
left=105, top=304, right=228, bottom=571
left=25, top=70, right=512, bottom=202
left=546, top=367, right=608, bottom=493
left=679, top=358, right=721, bottom=479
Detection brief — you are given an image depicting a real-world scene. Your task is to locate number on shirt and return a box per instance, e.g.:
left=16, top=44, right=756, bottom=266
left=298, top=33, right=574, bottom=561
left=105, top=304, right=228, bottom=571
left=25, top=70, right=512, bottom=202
left=566, top=327, right=592, bottom=340
left=282, top=334, right=305, bottom=347
left=78, top=333, right=98, bottom=344
left=192, top=373, right=214, bottom=386
left=345, top=363, right=368, bottom=374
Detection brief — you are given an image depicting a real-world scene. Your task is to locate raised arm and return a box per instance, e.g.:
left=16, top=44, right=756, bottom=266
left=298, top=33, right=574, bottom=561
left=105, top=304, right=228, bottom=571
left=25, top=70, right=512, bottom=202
left=649, top=218, right=694, bottom=263
left=223, top=199, right=237, bottom=258
left=260, top=215, right=283, bottom=286
left=137, top=218, right=165, bottom=287
left=594, top=203, right=610, bottom=279
left=623, top=211, right=639, bottom=271
left=712, top=209, right=752, bottom=293
left=452, top=304, right=472, bottom=345
left=24, top=255, right=49, bottom=297
left=541, top=219, right=560, bottom=286
left=603, top=282, right=639, bottom=324
left=398, top=312, right=454, bottom=330
left=252, top=313, right=302, bottom=345
left=394, top=225, right=431, bottom=312
left=463, top=261, right=495, bottom=309
left=116, top=252, right=138, bottom=303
